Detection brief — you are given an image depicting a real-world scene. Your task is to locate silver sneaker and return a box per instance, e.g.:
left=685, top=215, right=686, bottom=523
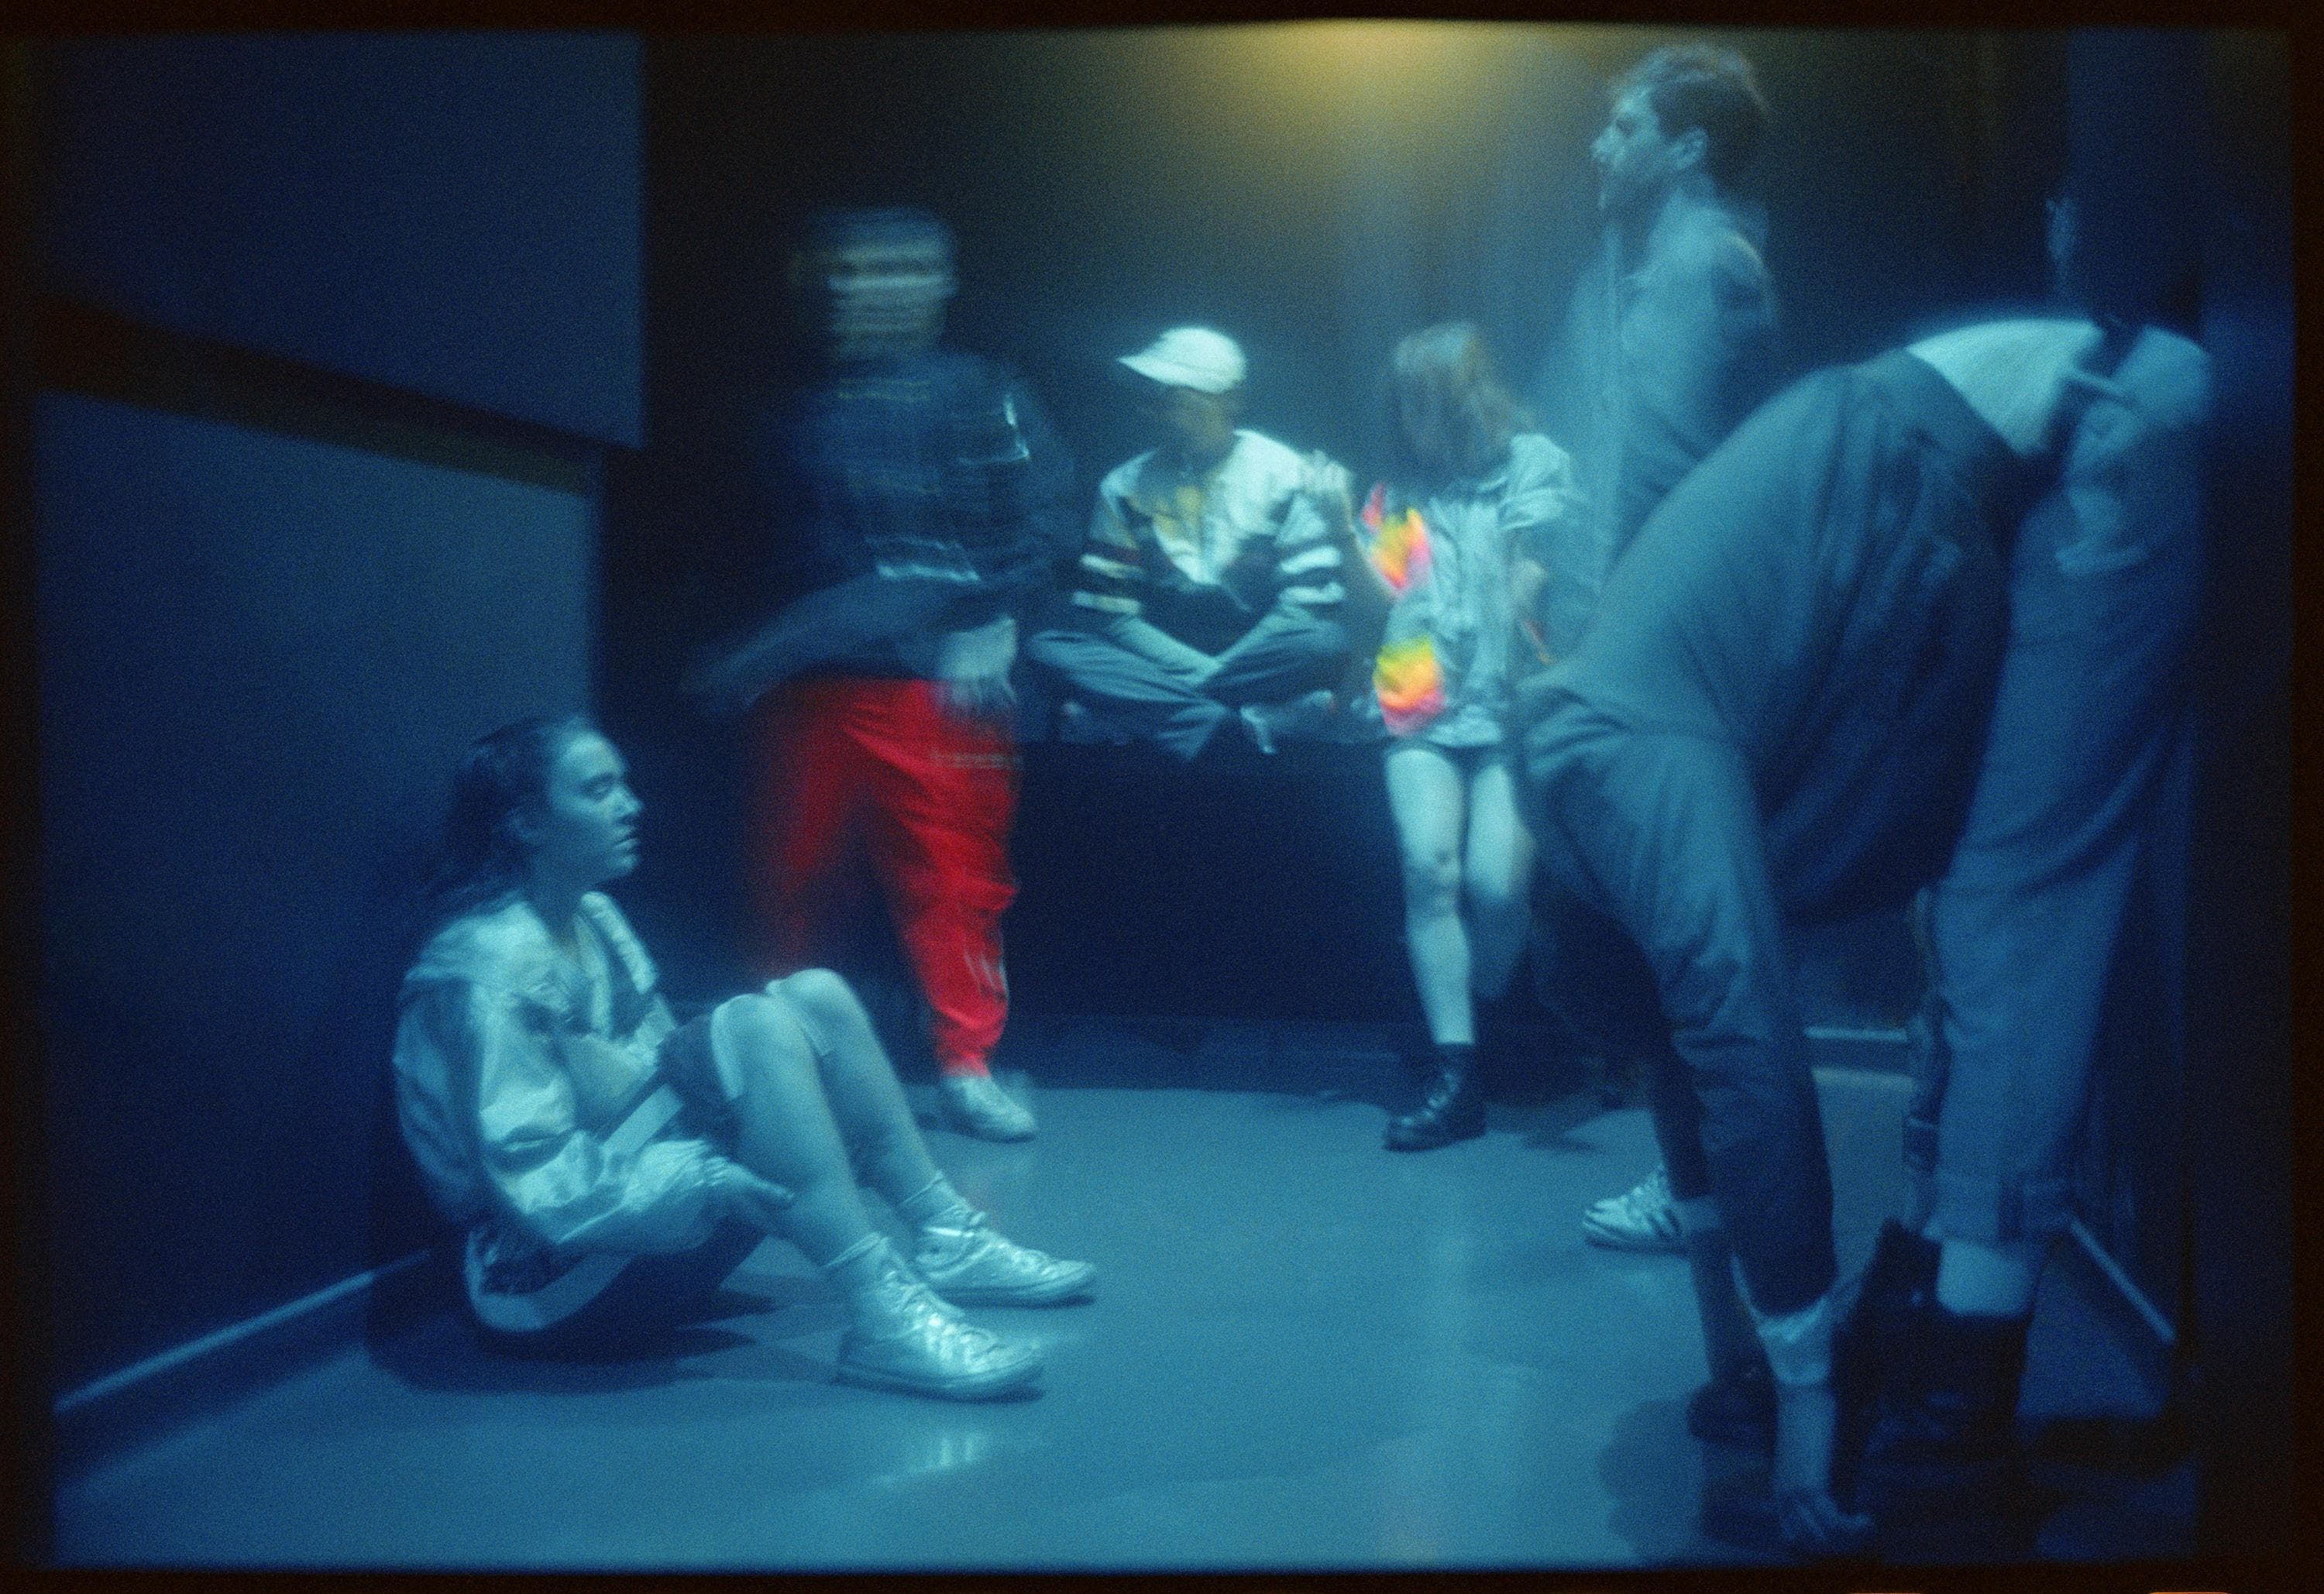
left=834, top=1238, right=1043, bottom=1400
left=914, top=1211, right=1096, bottom=1307
left=1581, top=1163, right=1686, bottom=1252
left=939, top=1072, right=1037, bottom=1142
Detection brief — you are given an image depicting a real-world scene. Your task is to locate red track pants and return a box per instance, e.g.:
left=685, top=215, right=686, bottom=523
left=750, top=677, right=1017, bottom=1077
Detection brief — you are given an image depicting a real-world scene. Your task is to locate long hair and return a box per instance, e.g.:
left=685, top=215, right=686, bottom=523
left=1383, top=322, right=1530, bottom=485
left=421, top=714, right=596, bottom=928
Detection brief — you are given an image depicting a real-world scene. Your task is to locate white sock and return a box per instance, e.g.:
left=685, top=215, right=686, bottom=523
left=896, top=1173, right=974, bottom=1231
left=1934, top=1235, right=2043, bottom=1319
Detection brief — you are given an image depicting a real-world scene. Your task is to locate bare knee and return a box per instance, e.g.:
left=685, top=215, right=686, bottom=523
left=716, top=992, right=817, bottom=1093
left=767, top=967, right=863, bottom=1034
left=1401, top=850, right=1462, bottom=915
left=1463, top=867, right=1528, bottom=928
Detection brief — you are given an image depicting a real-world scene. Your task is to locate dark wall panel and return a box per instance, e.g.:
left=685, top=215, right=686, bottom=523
left=37, top=392, right=593, bottom=1392
left=41, top=33, right=641, bottom=445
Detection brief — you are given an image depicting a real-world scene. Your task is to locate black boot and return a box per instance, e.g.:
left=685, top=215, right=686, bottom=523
left=1831, top=1219, right=1941, bottom=1496
left=1687, top=1359, right=1778, bottom=1449
left=1853, top=1293, right=2031, bottom=1523
left=1384, top=1043, right=1487, bottom=1149
left=1683, top=1227, right=1778, bottom=1451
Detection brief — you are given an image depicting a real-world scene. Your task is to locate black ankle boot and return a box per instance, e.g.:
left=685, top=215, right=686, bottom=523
left=1832, top=1220, right=1941, bottom=1495
left=1384, top=1044, right=1487, bottom=1149
left=1853, top=1294, right=2031, bottom=1522
left=1686, top=1359, right=1777, bottom=1449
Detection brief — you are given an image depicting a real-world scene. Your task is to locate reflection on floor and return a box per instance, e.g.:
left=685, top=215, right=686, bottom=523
left=53, top=1018, right=2192, bottom=1571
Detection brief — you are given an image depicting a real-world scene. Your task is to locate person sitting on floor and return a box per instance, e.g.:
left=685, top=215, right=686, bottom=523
left=392, top=714, right=1094, bottom=1399
left=1025, top=325, right=1355, bottom=758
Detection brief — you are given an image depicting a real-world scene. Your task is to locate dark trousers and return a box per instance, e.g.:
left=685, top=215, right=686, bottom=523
left=1026, top=608, right=1351, bottom=760
left=1522, top=350, right=2027, bottom=1316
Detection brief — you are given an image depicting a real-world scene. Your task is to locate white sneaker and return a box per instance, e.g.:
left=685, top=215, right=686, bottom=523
left=1581, top=1163, right=1684, bottom=1252
left=913, top=1211, right=1095, bottom=1306
left=939, top=1073, right=1037, bottom=1142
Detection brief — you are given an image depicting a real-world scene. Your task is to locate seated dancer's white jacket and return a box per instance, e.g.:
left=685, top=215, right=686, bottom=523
left=394, top=891, right=742, bottom=1266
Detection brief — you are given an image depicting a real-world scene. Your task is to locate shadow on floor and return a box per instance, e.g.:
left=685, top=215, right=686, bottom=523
left=366, top=1271, right=842, bottom=1397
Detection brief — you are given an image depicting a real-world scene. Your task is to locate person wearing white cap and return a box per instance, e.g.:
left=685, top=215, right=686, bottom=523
left=1023, top=326, right=1355, bottom=760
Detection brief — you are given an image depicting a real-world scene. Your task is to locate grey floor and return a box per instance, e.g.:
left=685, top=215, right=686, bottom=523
left=53, top=1019, right=2190, bottom=1571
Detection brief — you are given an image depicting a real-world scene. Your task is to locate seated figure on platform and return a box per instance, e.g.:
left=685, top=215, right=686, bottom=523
left=1025, top=326, right=1354, bottom=759
left=1514, top=184, right=2208, bottom=1553
left=393, top=715, right=1094, bottom=1398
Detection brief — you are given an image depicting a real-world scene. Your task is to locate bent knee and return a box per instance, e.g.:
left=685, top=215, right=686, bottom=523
left=714, top=992, right=816, bottom=1081
left=1401, top=851, right=1462, bottom=905
left=765, top=967, right=870, bottom=1049
left=767, top=967, right=857, bottom=1020
left=1464, top=874, right=1529, bottom=924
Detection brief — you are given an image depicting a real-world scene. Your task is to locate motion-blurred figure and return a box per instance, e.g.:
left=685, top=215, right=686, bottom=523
left=1025, top=326, right=1354, bottom=758
left=394, top=716, right=1092, bottom=1396
left=689, top=208, right=1074, bottom=1142
left=1514, top=181, right=2206, bottom=1554
left=1309, top=324, right=1584, bottom=1152
left=1528, top=43, right=1780, bottom=1259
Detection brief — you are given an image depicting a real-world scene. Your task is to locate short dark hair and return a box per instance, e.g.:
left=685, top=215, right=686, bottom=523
left=1612, top=45, right=1769, bottom=191
left=423, top=714, right=597, bottom=926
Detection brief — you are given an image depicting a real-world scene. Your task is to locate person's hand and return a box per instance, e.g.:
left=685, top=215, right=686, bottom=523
left=682, top=641, right=762, bottom=720
left=936, top=668, right=1016, bottom=719
left=1300, top=450, right=1353, bottom=511
left=717, top=1163, right=796, bottom=1234
left=1771, top=1486, right=1874, bottom=1558
left=933, top=615, right=1018, bottom=720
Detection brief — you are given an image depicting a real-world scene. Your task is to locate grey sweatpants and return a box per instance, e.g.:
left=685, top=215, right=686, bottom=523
left=1026, top=607, right=1351, bottom=760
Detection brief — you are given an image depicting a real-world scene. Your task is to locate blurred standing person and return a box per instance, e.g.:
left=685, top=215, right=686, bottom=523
left=1524, top=43, right=1780, bottom=1258
left=1310, top=324, right=1584, bottom=1152
left=689, top=208, right=1074, bottom=1142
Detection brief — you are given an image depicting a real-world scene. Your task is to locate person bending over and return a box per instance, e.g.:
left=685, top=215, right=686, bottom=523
left=1515, top=194, right=2195, bottom=1549
left=1308, top=323, right=1585, bottom=1151
left=1026, top=325, right=1353, bottom=759
left=394, top=716, right=1094, bottom=1400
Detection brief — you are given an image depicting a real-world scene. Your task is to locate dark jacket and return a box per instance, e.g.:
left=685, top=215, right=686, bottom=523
left=745, top=347, right=1074, bottom=677
left=1534, top=194, right=1779, bottom=606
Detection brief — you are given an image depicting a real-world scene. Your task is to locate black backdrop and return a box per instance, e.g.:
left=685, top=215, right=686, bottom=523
left=603, top=25, right=2071, bottom=1022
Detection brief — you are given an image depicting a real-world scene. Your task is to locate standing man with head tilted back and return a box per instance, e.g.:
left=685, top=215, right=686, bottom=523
left=689, top=208, right=1075, bottom=1143
left=1520, top=44, right=1782, bottom=1260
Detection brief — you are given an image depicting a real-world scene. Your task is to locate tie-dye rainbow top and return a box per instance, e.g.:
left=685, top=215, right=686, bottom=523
left=1360, top=485, right=1446, bottom=734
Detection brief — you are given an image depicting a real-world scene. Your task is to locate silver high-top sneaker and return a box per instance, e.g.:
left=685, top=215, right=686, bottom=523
left=912, top=1207, right=1097, bottom=1307
left=827, top=1234, right=1043, bottom=1400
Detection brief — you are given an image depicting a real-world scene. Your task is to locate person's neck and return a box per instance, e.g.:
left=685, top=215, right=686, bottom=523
left=524, top=868, right=590, bottom=953
left=1164, top=433, right=1236, bottom=476
left=1617, top=175, right=1720, bottom=260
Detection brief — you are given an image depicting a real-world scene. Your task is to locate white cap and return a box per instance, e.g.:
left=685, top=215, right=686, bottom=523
left=1119, top=326, right=1246, bottom=393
